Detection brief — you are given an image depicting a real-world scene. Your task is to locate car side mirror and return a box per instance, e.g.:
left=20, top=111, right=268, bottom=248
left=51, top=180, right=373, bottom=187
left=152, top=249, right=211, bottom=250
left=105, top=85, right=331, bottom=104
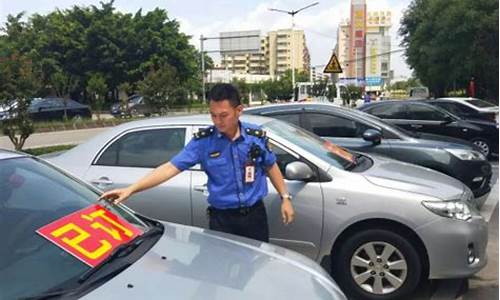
left=285, top=161, right=315, bottom=181
left=362, top=129, right=382, bottom=145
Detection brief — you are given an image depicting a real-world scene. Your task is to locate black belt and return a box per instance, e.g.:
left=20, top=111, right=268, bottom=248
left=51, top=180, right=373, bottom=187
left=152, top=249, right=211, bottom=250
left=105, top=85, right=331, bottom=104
left=208, top=200, right=264, bottom=216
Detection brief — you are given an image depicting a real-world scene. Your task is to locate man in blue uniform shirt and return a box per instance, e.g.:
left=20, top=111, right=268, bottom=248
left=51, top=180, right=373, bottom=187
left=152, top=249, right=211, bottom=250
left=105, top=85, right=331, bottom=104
left=100, top=83, right=295, bottom=242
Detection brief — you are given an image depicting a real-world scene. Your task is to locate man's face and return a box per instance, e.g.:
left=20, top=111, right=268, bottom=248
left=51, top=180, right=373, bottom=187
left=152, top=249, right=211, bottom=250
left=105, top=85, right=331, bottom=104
left=209, top=99, right=243, bottom=134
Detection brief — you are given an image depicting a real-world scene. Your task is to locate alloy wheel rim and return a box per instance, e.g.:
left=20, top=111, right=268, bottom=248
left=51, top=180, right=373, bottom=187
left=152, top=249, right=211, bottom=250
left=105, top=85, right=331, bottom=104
left=350, top=241, right=408, bottom=295
left=473, top=140, right=490, bottom=156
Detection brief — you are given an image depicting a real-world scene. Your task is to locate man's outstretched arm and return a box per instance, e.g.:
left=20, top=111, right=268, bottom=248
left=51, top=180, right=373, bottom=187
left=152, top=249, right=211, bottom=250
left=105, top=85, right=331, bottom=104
left=99, top=162, right=181, bottom=204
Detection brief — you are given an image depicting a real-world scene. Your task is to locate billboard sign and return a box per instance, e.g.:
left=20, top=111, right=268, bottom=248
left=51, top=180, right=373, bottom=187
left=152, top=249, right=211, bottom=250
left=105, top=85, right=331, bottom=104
left=220, top=30, right=261, bottom=54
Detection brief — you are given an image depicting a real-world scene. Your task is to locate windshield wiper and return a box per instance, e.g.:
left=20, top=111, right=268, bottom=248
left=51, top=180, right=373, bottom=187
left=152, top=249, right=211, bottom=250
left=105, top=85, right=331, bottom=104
left=19, top=289, right=78, bottom=300
left=77, top=226, right=163, bottom=283
left=345, top=154, right=362, bottom=171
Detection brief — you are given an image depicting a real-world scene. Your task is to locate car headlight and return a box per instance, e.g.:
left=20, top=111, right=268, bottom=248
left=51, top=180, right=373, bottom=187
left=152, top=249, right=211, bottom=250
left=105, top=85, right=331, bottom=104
left=445, top=148, right=486, bottom=161
left=422, top=200, right=473, bottom=221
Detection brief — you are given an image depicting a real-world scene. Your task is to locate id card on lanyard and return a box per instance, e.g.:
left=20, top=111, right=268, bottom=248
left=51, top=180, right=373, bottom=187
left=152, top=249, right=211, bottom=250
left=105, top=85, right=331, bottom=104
left=245, top=162, right=255, bottom=183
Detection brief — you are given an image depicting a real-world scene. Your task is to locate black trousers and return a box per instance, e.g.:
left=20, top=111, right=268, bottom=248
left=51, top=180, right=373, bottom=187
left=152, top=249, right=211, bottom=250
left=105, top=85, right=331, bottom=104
left=207, top=200, right=269, bottom=243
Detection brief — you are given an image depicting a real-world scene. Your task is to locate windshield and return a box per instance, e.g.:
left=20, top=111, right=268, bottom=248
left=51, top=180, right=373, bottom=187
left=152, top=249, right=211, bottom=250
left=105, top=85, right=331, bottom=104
left=0, top=157, right=148, bottom=299
left=466, top=98, right=498, bottom=108
left=264, top=119, right=355, bottom=170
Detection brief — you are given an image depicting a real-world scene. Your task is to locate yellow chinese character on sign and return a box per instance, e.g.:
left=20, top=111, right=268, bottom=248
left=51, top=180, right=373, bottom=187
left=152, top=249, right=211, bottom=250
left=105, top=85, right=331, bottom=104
left=81, top=209, right=134, bottom=241
left=51, top=223, right=112, bottom=259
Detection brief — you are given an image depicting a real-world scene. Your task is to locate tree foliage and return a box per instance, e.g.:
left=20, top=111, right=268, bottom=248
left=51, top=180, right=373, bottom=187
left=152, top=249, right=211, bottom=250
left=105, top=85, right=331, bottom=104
left=340, top=85, right=362, bottom=107
left=0, top=52, right=40, bottom=150
left=138, top=63, right=184, bottom=112
left=86, top=73, right=108, bottom=120
left=0, top=1, right=205, bottom=107
left=400, top=0, right=499, bottom=100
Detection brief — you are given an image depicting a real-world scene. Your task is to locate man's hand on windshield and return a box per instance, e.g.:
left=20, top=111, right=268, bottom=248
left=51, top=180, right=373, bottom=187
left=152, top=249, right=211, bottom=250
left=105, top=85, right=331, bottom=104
left=99, top=187, right=133, bottom=205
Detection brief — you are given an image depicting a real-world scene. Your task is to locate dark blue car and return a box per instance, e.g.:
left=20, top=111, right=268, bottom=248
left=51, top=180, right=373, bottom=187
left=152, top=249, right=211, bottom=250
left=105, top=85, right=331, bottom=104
left=29, top=98, right=92, bottom=121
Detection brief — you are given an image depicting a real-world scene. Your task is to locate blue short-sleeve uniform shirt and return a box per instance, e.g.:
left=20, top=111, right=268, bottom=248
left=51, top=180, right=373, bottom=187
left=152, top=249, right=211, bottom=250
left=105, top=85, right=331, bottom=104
left=170, top=122, right=276, bottom=209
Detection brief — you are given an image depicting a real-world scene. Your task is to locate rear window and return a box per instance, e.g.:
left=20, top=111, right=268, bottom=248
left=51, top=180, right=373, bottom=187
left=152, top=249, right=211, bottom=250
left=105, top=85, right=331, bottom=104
left=466, top=99, right=497, bottom=108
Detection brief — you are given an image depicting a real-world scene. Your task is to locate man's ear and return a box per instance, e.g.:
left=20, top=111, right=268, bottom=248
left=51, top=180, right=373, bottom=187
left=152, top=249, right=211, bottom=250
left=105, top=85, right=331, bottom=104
left=236, top=104, right=244, bottom=116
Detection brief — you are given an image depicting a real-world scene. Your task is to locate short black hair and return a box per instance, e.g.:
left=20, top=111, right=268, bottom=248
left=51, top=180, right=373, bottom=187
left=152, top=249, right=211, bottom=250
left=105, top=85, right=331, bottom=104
left=208, top=83, right=241, bottom=107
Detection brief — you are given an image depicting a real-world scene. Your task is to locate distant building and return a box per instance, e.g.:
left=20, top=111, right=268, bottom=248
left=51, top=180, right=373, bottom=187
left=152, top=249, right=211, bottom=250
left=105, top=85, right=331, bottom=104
left=266, top=29, right=310, bottom=78
left=206, top=68, right=272, bottom=84
left=336, top=19, right=351, bottom=79
left=334, top=0, right=392, bottom=92
left=365, top=11, right=392, bottom=92
left=219, top=29, right=310, bottom=79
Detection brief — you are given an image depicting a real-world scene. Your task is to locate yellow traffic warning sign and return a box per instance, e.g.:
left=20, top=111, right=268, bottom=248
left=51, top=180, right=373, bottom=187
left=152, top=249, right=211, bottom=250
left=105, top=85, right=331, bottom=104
left=323, top=53, right=343, bottom=73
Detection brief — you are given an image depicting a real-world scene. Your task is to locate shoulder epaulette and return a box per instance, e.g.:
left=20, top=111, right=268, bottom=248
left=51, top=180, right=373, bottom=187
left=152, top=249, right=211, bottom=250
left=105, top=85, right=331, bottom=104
left=245, top=128, right=266, bottom=138
left=193, top=126, right=215, bottom=139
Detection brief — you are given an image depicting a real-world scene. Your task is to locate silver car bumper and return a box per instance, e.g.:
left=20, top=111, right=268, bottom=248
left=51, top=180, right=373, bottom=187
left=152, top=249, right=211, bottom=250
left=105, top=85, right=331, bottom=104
left=416, top=215, right=488, bottom=279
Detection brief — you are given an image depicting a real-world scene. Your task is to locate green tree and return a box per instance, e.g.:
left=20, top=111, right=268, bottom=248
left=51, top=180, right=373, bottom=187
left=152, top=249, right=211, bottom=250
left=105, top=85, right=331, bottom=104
left=340, top=85, right=362, bottom=107
left=138, top=63, right=180, bottom=114
left=2, top=1, right=206, bottom=106
left=50, top=71, right=80, bottom=120
left=400, top=0, right=499, bottom=100
left=86, top=73, right=108, bottom=120
left=0, top=53, right=40, bottom=150
left=261, top=78, right=292, bottom=102
left=231, top=78, right=250, bottom=104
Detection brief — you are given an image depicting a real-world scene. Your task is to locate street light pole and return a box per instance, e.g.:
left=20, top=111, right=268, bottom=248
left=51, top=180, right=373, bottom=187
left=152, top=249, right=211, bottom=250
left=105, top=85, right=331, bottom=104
left=200, top=35, right=206, bottom=104
left=269, top=2, right=319, bottom=91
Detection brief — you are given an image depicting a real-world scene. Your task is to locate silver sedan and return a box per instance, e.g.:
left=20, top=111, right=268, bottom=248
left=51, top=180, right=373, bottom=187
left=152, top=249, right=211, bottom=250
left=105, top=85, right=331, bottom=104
left=48, top=115, right=488, bottom=300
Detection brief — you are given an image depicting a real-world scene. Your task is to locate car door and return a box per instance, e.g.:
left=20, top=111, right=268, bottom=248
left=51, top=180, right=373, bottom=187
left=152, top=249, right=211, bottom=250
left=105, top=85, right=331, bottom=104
left=405, top=103, right=463, bottom=137
left=191, top=130, right=323, bottom=259
left=47, top=98, right=64, bottom=120
left=434, top=101, right=484, bottom=120
left=364, top=102, right=412, bottom=130
left=84, top=126, right=193, bottom=224
left=33, top=99, right=57, bottom=121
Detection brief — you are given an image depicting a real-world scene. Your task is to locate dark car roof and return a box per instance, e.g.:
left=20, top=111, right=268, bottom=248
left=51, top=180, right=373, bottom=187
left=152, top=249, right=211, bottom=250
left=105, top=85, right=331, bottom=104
left=245, top=103, right=405, bottom=137
left=357, top=99, right=463, bottom=119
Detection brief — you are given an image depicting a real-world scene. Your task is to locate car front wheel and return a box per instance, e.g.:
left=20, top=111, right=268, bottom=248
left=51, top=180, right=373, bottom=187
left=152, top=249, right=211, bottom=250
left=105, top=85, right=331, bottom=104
left=471, top=138, right=491, bottom=158
left=332, top=228, right=421, bottom=300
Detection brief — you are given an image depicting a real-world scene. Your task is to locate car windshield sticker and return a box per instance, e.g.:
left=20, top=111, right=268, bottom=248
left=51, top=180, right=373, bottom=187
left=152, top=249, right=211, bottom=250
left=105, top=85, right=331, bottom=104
left=323, top=140, right=355, bottom=163
left=37, top=204, right=143, bottom=267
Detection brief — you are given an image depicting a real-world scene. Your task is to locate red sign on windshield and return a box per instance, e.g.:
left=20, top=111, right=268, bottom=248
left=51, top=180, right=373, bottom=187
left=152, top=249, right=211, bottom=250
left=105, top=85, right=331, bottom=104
left=323, top=140, right=355, bottom=163
left=37, top=204, right=143, bottom=267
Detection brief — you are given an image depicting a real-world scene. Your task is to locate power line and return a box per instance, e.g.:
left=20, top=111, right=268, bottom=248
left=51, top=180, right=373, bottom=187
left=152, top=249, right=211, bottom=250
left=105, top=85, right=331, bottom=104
left=311, top=48, right=405, bottom=68
left=300, top=26, right=336, bottom=41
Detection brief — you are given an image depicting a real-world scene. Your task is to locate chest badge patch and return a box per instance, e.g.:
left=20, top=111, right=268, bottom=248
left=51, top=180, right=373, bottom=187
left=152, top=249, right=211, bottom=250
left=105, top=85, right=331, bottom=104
left=209, top=151, right=221, bottom=158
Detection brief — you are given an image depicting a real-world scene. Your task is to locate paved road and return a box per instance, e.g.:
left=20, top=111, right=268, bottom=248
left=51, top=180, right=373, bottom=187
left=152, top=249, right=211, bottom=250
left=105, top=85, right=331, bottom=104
left=0, top=128, right=107, bottom=150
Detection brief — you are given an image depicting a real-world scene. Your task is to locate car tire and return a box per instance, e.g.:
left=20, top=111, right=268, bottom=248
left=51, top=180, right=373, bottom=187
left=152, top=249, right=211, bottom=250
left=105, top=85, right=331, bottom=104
left=471, top=138, right=491, bottom=158
left=332, top=228, right=421, bottom=300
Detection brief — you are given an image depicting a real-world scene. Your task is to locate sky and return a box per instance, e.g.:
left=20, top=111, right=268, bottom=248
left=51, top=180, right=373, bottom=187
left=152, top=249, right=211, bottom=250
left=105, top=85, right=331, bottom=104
left=0, top=0, right=413, bottom=80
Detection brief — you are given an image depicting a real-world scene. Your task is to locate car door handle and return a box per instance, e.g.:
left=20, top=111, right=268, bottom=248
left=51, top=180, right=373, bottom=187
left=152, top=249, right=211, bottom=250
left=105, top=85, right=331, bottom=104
left=410, top=124, right=423, bottom=129
left=193, top=184, right=208, bottom=193
left=91, top=177, right=114, bottom=186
